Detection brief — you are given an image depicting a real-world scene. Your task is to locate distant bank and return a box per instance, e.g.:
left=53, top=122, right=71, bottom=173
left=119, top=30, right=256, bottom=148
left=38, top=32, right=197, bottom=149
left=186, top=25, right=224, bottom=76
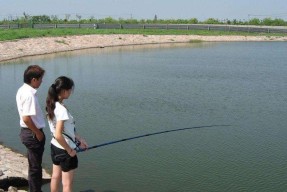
left=0, top=34, right=286, bottom=62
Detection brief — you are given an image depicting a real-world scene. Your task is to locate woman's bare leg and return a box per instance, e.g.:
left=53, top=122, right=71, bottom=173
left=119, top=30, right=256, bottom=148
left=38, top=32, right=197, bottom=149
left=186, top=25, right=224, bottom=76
left=50, top=164, right=62, bottom=192
left=62, top=169, right=75, bottom=192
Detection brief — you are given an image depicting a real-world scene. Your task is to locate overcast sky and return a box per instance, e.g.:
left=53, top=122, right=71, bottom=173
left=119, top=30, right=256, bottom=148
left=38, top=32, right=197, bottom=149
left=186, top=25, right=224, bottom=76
left=1, top=0, right=287, bottom=21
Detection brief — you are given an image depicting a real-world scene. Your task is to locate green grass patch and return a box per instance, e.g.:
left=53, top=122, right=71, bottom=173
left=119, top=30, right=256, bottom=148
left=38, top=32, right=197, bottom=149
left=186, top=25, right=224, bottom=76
left=0, top=28, right=286, bottom=42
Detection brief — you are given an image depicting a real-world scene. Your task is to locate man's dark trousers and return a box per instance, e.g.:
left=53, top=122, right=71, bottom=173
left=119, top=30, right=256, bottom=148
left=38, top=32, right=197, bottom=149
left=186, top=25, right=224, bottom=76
left=20, top=128, right=45, bottom=192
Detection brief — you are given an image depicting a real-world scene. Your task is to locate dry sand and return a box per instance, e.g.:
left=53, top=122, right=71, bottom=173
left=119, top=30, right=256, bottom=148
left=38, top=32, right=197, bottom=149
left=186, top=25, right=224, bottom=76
left=0, top=34, right=286, bottom=62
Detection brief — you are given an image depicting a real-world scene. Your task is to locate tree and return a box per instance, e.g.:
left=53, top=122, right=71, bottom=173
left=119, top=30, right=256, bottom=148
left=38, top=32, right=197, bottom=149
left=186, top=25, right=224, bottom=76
left=249, top=18, right=261, bottom=25
left=272, top=18, right=287, bottom=26
left=262, top=18, right=286, bottom=26
left=188, top=18, right=198, bottom=24
left=23, top=12, right=30, bottom=21
left=154, top=14, right=158, bottom=23
left=76, top=14, right=82, bottom=22
left=65, top=14, right=71, bottom=22
left=32, top=15, right=51, bottom=23
left=97, top=16, right=116, bottom=24
left=204, top=18, right=221, bottom=24
left=50, top=15, right=59, bottom=23
left=89, top=16, right=95, bottom=22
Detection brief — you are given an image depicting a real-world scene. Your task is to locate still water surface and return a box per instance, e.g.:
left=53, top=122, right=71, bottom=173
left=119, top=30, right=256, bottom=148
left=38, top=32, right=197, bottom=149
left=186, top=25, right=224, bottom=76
left=0, top=42, right=287, bottom=191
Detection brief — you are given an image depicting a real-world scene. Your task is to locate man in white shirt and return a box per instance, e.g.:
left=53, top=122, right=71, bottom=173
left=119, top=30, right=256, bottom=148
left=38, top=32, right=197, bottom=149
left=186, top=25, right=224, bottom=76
left=16, top=65, right=46, bottom=192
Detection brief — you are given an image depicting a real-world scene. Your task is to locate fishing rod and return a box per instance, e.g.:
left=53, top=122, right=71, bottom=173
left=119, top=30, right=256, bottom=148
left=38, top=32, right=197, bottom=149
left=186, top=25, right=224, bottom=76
left=77, top=124, right=231, bottom=153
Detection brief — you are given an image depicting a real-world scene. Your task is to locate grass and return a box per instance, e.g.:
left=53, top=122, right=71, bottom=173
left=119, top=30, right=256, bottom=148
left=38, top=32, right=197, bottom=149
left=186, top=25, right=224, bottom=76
left=0, top=28, right=286, bottom=41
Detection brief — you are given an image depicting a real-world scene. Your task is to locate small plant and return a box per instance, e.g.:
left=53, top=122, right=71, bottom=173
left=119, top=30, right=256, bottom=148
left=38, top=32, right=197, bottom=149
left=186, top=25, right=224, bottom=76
left=55, top=39, right=68, bottom=45
left=189, top=39, right=202, bottom=43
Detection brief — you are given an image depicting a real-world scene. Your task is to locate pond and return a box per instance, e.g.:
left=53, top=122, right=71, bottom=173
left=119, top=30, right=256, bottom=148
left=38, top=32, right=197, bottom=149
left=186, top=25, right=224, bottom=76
left=1, top=42, right=287, bottom=192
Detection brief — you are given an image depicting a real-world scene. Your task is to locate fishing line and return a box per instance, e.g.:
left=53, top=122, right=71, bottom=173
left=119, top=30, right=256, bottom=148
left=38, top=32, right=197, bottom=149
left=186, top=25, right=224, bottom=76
left=77, top=124, right=231, bottom=153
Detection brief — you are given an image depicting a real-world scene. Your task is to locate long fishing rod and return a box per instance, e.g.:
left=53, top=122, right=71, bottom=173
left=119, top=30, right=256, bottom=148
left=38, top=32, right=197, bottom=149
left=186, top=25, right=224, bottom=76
left=77, top=124, right=231, bottom=153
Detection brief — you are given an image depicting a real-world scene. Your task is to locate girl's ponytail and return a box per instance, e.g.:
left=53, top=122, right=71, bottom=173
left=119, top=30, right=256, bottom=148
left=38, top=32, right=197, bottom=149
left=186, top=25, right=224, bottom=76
left=46, top=84, right=59, bottom=120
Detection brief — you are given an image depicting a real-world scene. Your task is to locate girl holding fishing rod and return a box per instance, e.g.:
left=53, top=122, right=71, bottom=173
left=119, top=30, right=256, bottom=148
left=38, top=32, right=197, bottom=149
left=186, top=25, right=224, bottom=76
left=46, top=76, right=88, bottom=192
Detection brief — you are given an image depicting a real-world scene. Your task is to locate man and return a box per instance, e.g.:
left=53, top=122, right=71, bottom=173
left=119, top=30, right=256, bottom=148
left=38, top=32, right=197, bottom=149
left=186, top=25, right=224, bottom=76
left=16, top=65, right=46, bottom=192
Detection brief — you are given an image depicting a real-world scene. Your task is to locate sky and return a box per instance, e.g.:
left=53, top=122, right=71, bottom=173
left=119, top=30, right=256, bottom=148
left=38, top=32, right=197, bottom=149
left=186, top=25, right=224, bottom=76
left=1, top=0, right=287, bottom=21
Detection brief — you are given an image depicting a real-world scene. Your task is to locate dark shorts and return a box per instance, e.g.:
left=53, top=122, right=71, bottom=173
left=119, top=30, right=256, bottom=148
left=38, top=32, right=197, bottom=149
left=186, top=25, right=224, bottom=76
left=51, top=144, right=78, bottom=172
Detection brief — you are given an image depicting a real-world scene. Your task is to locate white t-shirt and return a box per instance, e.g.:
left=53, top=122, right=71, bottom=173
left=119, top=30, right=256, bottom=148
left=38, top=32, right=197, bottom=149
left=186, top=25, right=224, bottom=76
left=48, top=102, right=76, bottom=149
left=16, top=83, right=45, bottom=129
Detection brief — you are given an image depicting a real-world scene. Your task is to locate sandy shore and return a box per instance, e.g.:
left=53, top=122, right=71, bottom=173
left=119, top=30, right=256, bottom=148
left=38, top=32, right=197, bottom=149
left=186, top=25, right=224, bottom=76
left=0, top=34, right=287, bottom=62
left=0, top=145, right=50, bottom=191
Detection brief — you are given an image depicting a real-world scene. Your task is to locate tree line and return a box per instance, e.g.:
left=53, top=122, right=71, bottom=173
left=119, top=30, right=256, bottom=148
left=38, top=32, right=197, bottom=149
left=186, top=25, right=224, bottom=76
left=1, top=13, right=287, bottom=26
